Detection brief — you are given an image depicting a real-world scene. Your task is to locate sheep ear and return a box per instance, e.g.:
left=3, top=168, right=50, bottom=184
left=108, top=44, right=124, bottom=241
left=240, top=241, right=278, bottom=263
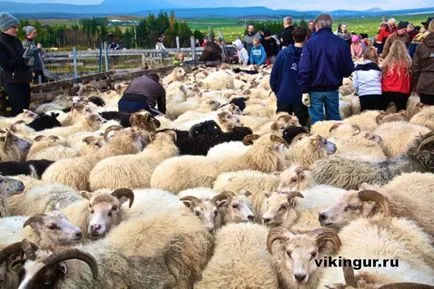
left=80, top=191, right=92, bottom=200
left=242, top=134, right=260, bottom=146
left=212, top=191, right=234, bottom=208
left=180, top=196, right=201, bottom=210
left=270, top=122, right=279, bottom=131
left=285, top=191, right=304, bottom=207
left=34, top=135, right=45, bottom=142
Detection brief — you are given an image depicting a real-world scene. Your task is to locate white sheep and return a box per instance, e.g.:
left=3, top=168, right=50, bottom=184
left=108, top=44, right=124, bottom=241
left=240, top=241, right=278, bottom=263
left=409, top=105, right=434, bottom=130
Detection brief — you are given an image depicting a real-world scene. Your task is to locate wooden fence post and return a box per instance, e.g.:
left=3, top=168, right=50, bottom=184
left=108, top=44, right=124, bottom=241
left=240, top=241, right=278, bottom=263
left=104, top=42, right=109, bottom=72
left=190, top=36, right=196, bottom=64
left=99, top=42, right=103, bottom=73
left=72, top=47, right=78, bottom=79
left=176, top=36, right=180, bottom=52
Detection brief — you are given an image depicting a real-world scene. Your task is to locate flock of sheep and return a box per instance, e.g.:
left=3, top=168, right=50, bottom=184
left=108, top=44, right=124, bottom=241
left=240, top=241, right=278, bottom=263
left=0, top=63, right=433, bottom=289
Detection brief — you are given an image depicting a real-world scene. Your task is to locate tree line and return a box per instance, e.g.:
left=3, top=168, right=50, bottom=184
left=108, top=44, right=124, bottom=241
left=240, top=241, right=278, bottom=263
left=17, top=11, right=205, bottom=50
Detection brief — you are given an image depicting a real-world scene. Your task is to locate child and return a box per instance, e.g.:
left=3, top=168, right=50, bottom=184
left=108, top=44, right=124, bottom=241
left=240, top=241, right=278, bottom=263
left=249, top=36, right=266, bottom=65
left=381, top=40, right=412, bottom=111
left=353, top=47, right=382, bottom=111
left=232, top=39, right=249, bottom=66
left=374, top=23, right=390, bottom=55
left=350, top=35, right=363, bottom=59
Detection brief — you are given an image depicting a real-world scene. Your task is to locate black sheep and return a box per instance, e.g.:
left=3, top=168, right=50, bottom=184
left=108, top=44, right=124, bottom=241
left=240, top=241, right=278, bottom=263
left=0, top=159, right=54, bottom=179
left=27, top=113, right=62, bottom=131
left=99, top=111, right=131, bottom=127
left=87, top=96, right=106, bottom=107
left=176, top=126, right=253, bottom=156
left=229, top=97, right=248, bottom=111
left=282, top=126, right=309, bottom=144
left=188, top=120, right=223, bottom=138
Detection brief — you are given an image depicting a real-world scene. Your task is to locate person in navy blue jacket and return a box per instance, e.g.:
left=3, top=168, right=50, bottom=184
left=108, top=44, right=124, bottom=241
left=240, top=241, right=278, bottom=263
left=270, top=26, right=309, bottom=127
left=297, top=14, right=354, bottom=124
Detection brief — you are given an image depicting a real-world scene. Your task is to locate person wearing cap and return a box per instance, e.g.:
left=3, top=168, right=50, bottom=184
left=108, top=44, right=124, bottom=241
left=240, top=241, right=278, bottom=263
left=22, top=25, right=45, bottom=84
left=410, top=17, right=433, bottom=58
left=0, top=12, right=32, bottom=116
left=280, top=16, right=295, bottom=49
left=298, top=14, right=354, bottom=124
left=249, top=36, right=266, bottom=65
left=382, top=21, right=411, bottom=58
left=412, top=19, right=434, bottom=105
left=261, top=30, right=279, bottom=64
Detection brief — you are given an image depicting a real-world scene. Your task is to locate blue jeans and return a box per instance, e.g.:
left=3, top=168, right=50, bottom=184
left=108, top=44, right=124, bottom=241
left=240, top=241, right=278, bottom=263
left=308, top=90, right=341, bottom=124
left=118, top=99, right=162, bottom=116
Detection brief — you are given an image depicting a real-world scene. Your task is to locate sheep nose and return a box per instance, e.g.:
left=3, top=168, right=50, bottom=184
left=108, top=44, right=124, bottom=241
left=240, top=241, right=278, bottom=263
left=206, top=227, right=215, bottom=234
left=90, top=224, right=101, bottom=232
left=319, top=213, right=327, bottom=222
left=294, top=273, right=306, bottom=282
left=74, top=232, right=83, bottom=239
left=247, top=215, right=255, bottom=221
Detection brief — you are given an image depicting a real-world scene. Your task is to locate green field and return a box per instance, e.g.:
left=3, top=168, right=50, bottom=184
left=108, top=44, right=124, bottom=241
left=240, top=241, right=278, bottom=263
left=187, top=14, right=431, bottom=42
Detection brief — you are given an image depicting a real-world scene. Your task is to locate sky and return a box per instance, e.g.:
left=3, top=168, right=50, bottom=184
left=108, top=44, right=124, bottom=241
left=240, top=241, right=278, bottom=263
left=8, top=0, right=434, bottom=10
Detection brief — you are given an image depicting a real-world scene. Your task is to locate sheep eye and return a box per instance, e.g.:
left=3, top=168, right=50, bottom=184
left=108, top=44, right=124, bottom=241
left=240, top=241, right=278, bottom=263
left=108, top=212, right=113, bottom=217
left=345, top=205, right=360, bottom=211
left=286, top=251, right=292, bottom=258
left=232, top=204, right=239, bottom=209
left=48, top=224, right=57, bottom=230
left=195, top=211, right=201, bottom=217
left=291, top=178, right=297, bottom=183
left=213, top=210, right=218, bottom=217
left=90, top=209, right=94, bottom=214
left=311, top=252, right=317, bottom=259
left=279, top=204, right=287, bottom=211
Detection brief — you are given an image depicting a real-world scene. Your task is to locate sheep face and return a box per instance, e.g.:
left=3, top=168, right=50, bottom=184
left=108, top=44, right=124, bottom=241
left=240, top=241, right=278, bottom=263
left=219, top=103, right=243, bottom=116
left=262, top=191, right=304, bottom=228
left=267, top=227, right=341, bottom=287
left=1, top=131, right=32, bottom=162
left=279, top=166, right=314, bottom=191
left=129, top=111, right=161, bottom=132
left=0, top=175, right=25, bottom=197
left=188, top=120, right=222, bottom=138
left=217, top=111, right=242, bottom=131
left=217, top=191, right=255, bottom=224
left=181, top=196, right=219, bottom=233
left=86, top=189, right=134, bottom=239
left=271, top=114, right=301, bottom=134
left=376, top=110, right=408, bottom=125
left=23, top=210, right=83, bottom=247
left=289, top=134, right=337, bottom=168
left=319, top=190, right=391, bottom=229
left=18, top=109, right=38, bottom=122
left=84, top=114, right=107, bottom=130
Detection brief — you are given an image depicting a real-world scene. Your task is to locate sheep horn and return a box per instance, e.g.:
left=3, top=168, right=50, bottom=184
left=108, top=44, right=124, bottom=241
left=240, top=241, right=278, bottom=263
left=21, top=239, right=37, bottom=261
left=266, top=227, right=292, bottom=254
left=180, top=196, right=202, bottom=209
left=103, top=125, right=123, bottom=142
left=416, top=132, right=434, bottom=152
left=351, top=124, right=361, bottom=136
left=242, top=134, right=260, bottom=146
left=358, top=190, right=391, bottom=216
left=23, top=214, right=46, bottom=229
left=295, top=167, right=305, bottom=176
left=290, top=133, right=310, bottom=145
left=0, top=241, right=38, bottom=265
left=270, top=135, right=290, bottom=148
left=111, top=188, right=135, bottom=208
left=307, top=227, right=341, bottom=253
left=211, top=191, right=235, bottom=207
left=25, top=249, right=98, bottom=288
left=376, top=113, right=386, bottom=124
left=328, top=123, right=343, bottom=134
left=342, top=264, right=358, bottom=288
left=378, top=283, right=434, bottom=289
left=385, top=102, right=397, bottom=114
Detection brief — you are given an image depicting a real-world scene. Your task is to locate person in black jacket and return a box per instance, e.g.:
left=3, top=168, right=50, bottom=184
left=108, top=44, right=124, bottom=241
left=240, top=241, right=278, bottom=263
left=0, top=12, right=32, bottom=116
left=199, top=38, right=222, bottom=66
left=261, top=30, right=279, bottom=64
left=280, top=17, right=295, bottom=49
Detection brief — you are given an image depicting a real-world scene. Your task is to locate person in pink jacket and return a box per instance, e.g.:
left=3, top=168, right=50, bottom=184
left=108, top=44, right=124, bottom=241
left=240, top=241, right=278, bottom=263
left=351, top=35, right=363, bottom=59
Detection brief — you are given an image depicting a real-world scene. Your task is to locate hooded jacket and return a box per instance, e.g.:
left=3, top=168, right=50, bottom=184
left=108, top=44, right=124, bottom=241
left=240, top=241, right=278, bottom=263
left=0, top=32, right=32, bottom=84
left=382, top=32, right=411, bottom=58
left=353, top=60, right=382, bottom=96
left=270, top=45, right=304, bottom=104
left=298, top=28, right=354, bottom=93
left=412, top=32, right=434, bottom=95
left=233, top=39, right=249, bottom=65
left=249, top=44, right=266, bottom=65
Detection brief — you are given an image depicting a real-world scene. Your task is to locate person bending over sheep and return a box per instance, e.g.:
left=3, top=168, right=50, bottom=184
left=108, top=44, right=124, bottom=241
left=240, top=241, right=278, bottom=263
left=117, top=74, right=166, bottom=116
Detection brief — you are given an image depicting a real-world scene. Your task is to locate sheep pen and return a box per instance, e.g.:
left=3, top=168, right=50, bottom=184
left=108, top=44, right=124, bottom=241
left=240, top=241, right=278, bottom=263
left=0, top=65, right=433, bottom=289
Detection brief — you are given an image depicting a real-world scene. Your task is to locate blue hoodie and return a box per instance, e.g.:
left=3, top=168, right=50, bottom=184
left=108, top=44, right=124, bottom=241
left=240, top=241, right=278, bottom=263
left=270, top=45, right=304, bottom=105
left=249, top=44, right=266, bottom=65
left=298, top=28, right=354, bottom=93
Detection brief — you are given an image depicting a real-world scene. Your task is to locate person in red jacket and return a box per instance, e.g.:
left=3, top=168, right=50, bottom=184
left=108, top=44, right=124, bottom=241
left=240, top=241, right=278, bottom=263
left=381, top=40, right=412, bottom=111
left=375, top=22, right=390, bottom=54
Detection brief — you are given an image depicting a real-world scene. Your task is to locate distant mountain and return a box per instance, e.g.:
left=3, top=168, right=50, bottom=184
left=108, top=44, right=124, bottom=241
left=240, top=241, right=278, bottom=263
left=4, top=1, right=434, bottom=20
